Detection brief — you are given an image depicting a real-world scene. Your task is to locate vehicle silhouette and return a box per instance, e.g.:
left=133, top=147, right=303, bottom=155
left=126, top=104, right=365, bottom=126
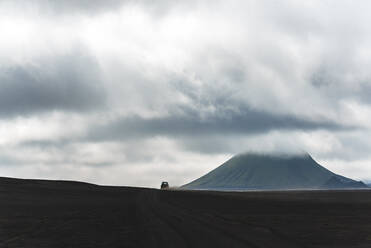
left=161, top=181, right=169, bottom=189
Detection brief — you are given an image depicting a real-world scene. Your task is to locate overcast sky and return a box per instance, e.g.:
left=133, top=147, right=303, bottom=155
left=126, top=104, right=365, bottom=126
left=1, top=0, right=371, bottom=187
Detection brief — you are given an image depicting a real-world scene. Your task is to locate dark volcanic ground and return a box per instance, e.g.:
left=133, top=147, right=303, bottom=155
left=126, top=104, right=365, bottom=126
left=1, top=177, right=371, bottom=247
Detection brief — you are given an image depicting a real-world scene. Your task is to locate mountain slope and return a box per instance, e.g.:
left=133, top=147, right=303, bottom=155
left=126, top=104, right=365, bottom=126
left=183, top=153, right=367, bottom=190
left=322, top=175, right=368, bottom=189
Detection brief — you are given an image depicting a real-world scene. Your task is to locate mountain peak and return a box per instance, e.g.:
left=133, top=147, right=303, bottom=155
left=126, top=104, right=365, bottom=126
left=183, top=152, right=367, bottom=190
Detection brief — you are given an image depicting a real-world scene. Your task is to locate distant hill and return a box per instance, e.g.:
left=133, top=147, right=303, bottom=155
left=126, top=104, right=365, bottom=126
left=182, top=153, right=368, bottom=190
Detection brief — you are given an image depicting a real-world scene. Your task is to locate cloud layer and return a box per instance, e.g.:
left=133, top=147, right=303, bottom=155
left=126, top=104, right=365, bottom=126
left=0, top=51, right=106, bottom=117
left=0, top=0, right=371, bottom=187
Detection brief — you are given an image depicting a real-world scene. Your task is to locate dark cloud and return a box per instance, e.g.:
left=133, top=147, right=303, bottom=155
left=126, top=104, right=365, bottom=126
left=0, top=52, right=106, bottom=118
left=19, top=102, right=348, bottom=157
left=87, top=105, right=348, bottom=142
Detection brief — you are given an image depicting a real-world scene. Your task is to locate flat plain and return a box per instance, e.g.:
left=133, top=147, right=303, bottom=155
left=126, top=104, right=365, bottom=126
left=1, top=177, right=371, bottom=247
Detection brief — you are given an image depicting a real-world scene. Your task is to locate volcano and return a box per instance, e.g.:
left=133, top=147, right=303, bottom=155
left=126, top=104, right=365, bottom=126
left=183, top=153, right=368, bottom=190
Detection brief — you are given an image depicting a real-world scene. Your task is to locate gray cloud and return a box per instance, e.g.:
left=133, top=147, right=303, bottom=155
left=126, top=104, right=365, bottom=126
left=87, top=105, right=347, bottom=142
left=4, top=0, right=196, bottom=16
left=308, top=64, right=371, bottom=113
left=0, top=155, right=22, bottom=167
left=0, top=51, right=106, bottom=118
left=18, top=102, right=349, bottom=157
left=2, top=0, right=125, bottom=15
left=38, top=0, right=126, bottom=15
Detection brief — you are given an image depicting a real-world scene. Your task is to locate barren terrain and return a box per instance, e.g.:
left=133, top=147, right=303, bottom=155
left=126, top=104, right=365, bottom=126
left=1, top=177, right=371, bottom=247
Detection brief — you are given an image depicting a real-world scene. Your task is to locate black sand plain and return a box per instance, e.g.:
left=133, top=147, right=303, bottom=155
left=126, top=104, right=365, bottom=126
left=1, top=177, right=371, bottom=247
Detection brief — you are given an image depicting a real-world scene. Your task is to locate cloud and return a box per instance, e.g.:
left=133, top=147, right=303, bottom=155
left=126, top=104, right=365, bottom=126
left=0, top=0, right=126, bottom=16
left=1, top=0, right=196, bottom=17
left=0, top=0, right=371, bottom=186
left=87, top=105, right=347, bottom=143
left=0, top=51, right=106, bottom=118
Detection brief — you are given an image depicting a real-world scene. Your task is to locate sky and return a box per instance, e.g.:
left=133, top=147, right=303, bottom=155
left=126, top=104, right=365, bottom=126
left=1, top=0, right=371, bottom=187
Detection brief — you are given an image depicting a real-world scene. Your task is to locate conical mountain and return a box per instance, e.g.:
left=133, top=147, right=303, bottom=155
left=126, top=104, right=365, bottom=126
left=183, top=152, right=367, bottom=190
